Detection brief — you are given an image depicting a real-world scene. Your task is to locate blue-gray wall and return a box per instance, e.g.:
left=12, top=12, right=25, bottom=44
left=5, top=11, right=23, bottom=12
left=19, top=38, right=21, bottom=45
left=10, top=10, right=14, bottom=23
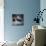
left=4, top=0, right=40, bottom=42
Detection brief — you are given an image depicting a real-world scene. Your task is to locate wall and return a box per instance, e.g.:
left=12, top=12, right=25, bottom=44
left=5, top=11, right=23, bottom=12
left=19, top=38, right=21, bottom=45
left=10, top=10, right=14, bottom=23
left=4, top=0, right=40, bottom=42
left=40, top=0, right=46, bottom=26
left=0, top=0, right=4, bottom=42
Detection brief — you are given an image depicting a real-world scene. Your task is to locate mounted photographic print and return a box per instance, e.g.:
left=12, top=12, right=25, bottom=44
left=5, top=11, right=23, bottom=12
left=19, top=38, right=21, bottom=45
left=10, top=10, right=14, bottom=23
left=12, top=14, right=24, bottom=26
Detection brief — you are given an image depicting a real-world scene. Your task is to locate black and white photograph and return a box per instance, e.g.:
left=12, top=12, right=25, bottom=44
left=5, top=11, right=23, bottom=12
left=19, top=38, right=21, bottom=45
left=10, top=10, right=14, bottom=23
left=12, top=14, right=24, bottom=26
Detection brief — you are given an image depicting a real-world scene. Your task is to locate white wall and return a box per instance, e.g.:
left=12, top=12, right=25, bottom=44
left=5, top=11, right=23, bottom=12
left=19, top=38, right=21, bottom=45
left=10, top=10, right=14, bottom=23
left=0, top=0, right=4, bottom=42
